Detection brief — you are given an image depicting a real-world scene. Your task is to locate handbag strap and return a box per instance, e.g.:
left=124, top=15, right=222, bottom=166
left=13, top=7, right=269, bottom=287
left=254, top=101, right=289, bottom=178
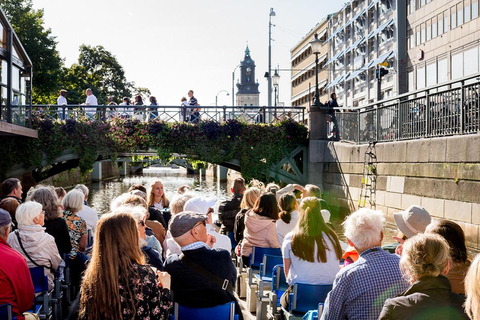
left=15, top=230, right=55, bottom=274
left=180, top=253, right=234, bottom=293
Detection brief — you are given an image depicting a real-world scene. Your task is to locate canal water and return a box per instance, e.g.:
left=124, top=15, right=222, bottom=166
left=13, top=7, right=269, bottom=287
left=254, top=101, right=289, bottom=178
left=85, top=167, right=399, bottom=246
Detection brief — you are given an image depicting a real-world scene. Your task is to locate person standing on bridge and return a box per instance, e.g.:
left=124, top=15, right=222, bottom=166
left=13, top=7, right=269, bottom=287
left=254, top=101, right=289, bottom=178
left=84, top=88, right=98, bottom=120
left=188, top=90, right=200, bottom=123
left=57, top=89, right=68, bottom=120
left=327, top=93, right=340, bottom=140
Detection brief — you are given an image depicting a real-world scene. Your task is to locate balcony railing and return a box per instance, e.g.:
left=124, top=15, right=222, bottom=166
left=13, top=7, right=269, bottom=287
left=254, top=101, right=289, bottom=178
left=334, top=73, right=480, bottom=143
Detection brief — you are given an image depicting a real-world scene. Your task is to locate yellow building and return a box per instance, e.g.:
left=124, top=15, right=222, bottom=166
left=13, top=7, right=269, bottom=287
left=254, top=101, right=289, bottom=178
left=290, top=18, right=329, bottom=110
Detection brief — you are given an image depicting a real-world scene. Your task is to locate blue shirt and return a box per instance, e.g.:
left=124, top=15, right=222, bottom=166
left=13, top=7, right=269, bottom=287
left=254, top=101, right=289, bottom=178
left=320, top=246, right=409, bottom=320
left=181, top=241, right=211, bottom=251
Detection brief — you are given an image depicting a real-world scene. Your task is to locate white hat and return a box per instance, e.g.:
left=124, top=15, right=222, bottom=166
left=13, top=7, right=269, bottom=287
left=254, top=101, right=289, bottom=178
left=321, top=209, right=331, bottom=223
left=184, top=197, right=216, bottom=215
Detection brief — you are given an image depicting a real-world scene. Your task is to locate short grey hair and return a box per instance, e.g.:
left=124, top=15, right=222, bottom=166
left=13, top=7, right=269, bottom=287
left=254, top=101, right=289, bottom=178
left=170, top=192, right=197, bottom=215
left=16, top=201, right=43, bottom=226
left=343, top=208, right=385, bottom=250
left=74, top=184, right=89, bottom=197
left=63, top=190, right=84, bottom=213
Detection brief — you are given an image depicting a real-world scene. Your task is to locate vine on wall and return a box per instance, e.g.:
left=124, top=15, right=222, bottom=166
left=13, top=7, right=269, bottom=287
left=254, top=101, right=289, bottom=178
left=0, top=118, right=308, bottom=181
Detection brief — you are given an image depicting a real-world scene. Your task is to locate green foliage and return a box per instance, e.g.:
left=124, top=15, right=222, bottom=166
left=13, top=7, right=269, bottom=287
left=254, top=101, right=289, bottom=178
left=0, top=119, right=308, bottom=182
left=0, top=0, right=63, bottom=103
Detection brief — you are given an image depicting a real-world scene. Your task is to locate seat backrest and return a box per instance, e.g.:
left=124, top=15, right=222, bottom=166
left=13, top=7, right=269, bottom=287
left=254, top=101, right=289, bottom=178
left=0, top=303, right=13, bottom=320
left=272, top=265, right=288, bottom=293
left=261, top=255, right=284, bottom=278
left=290, top=283, right=333, bottom=314
left=174, top=302, right=235, bottom=320
left=29, top=267, right=49, bottom=293
left=250, top=247, right=282, bottom=269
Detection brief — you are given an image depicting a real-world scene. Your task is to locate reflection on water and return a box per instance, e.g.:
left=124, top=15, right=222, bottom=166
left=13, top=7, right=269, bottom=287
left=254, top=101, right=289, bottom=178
left=86, top=168, right=399, bottom=247
left=86, top=171, right=231, bottom=217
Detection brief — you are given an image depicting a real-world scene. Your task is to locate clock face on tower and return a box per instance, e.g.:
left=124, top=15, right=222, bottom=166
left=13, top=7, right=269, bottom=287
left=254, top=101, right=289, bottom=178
left=246, top=67, right=252, bottom=75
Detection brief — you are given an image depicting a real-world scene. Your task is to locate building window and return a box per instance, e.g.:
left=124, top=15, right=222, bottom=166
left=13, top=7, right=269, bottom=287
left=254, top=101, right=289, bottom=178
left=464, top=46, right=479, bottom=75
left=451, top=6, right=457, bottom=29
left=473, top=1, right=478, bottom=19
left=444, top=10, right=450, bottom=31
left=457, top=3, right=464, bottom=25
left=438, top=58, right=448, bottom=83
left=426, top=63, right=437, bottom=87
left=465, top=0, right=471, bottom=22
left=421, top=24, right=426, bottom=43
left=408, top=70, right=414, bottom=91
left=409, top=0, right=415, bottom=14
left=417, top=66, right=426, bottom=89
left=416, top=26, right=421, bottom=46
left=432, top=17, right=438, bottom=38
left=421, top=0, right=426, bottom=7
left=451, top=52, right=464, bottom=79
left=409, top=30, right=415, bottom=49
left=438, top=13, right=444, bottom=35
left=426, top=22, right=432, bottom=41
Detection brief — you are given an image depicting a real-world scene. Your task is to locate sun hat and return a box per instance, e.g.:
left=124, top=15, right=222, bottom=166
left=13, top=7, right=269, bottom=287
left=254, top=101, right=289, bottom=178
left=184, top=197, right=216, bottom=215
left=393, top=205, right=432, bottom=239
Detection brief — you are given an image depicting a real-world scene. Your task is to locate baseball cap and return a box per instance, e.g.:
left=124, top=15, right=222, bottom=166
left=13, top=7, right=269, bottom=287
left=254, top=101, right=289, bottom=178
left=0, top=208, right=12, bottom=227
left=169, top=211, right=208, bottom=237
left=184, top=197, right=216, bottom=215
left=393, top=205, right=432, bottom=239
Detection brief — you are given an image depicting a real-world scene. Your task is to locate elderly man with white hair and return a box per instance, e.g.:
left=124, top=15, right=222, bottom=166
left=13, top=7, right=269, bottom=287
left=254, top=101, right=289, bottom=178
left=321, top=208, right=409, bottom=320
left=7, top=201, right=62, bottom=290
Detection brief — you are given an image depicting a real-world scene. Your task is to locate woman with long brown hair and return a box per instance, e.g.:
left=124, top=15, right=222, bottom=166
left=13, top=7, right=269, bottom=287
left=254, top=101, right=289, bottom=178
left=79, top=213, right=172, bottom=320
left=280, top=197, right=342, bottom=308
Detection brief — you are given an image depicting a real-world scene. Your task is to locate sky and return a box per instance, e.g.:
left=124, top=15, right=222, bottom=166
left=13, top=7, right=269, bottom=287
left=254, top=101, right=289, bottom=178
left=32, top=0, right=341, bottom=106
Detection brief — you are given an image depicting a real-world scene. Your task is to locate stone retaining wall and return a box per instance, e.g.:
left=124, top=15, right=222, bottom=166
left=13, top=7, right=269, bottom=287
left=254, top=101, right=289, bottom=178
left=309, top=134, right=480, bottom=249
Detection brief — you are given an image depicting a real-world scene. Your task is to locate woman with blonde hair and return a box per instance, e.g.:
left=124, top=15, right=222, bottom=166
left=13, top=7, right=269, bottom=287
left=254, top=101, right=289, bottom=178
left=79, top=213, right=172, bottom=320
left=379, top=233, right=468, bottom=319
left=280, top=197, right=342, bottom=308
left=147, top=180, right=171, bottom=227
left=465, top=254, right=480, bottom=320
left=233, top=187, right=261, bottom=246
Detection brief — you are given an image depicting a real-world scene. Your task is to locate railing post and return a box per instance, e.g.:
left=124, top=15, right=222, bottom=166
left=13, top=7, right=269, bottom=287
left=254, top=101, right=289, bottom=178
left=223, top=106, right=227, bottom=122
left=357, top=110, right=360, bottom=144
left=460, top=80, right=465, bottom=134
left=375, top=104, right=379, bottom=142
left=425, top=90, right=430, bottom=137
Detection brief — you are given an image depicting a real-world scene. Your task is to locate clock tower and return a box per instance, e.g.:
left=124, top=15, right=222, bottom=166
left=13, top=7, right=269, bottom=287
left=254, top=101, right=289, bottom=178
left=236, top=45, right=260, bottom=106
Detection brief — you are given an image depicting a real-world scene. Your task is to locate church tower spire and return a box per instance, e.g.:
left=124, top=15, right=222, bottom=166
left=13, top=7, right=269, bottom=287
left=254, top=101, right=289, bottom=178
left=236, top=45, right=260, bottom=106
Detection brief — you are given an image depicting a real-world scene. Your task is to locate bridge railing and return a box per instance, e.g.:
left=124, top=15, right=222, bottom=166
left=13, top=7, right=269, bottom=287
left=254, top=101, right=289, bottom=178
left=22, top=105, right=306, bottom=125
left=335, top=73, right=480, bottom=144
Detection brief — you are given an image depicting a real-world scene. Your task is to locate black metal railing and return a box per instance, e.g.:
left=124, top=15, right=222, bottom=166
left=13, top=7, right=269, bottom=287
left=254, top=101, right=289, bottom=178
left=335, top=74, right=480, bottom=144
left=17, top=105, right=306, bottom=126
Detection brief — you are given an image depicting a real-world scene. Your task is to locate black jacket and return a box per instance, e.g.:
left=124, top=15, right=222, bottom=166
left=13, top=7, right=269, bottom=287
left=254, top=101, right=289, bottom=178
left=379, top=275, right=468, bottom=320
left=164, top=247, right=238, bottom=309
left=234, top=208, right=248, bottom=243
left=218, top=194, right=243, bottom=233
left=148, top=207, right=167, bottom=229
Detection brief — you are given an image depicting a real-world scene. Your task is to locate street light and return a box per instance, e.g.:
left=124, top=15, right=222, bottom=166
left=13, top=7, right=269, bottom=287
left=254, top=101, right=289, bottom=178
left=272, top=69, right=280, bottom=107
left=309, top=33, right=323, bottom=107
left=232, top=64, right=240, bottom=106
left=216, top=90, right=229, bottom=107
left=268, top=8, right=276, bottom=107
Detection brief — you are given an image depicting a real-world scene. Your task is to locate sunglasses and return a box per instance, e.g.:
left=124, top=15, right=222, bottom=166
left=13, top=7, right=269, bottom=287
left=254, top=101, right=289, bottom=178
left=138, top=220, right=146, bottom=227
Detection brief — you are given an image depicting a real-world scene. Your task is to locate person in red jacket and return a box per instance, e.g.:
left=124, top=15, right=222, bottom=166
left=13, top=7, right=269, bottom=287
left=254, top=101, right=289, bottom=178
left=0, top=208, right=34, bottom=320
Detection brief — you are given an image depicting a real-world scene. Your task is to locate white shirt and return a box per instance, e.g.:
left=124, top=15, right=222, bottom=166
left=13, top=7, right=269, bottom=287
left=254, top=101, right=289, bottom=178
left=276, top=210, right=300, bottom=246
left=85, top=94, right=98, bottom=113
left=206, top=224, right=232, bottom=252
left=57, top=95, right=67, bottom=107
left=154, top=201, right=164, bottom=210
left=76, top=204, right=99, bottom=234
left=165, top=230, right=182, bottom=257
left=282, top=231, right=340, bottom=285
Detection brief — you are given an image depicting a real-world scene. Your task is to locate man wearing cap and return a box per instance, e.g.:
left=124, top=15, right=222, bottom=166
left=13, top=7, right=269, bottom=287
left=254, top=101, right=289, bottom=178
left=164, top=211, right=242, bottom=319
left=184, top=196, right=232, bottom=252
left=0, top=209, right=34, bottom=320
left=382, top=205, right=432, bottom=255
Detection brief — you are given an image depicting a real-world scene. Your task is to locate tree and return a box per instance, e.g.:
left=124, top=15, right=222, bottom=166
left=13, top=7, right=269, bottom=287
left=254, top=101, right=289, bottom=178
left=0, top=0, right=63, bottom=104
left=62, top=45, right=137, bottom=104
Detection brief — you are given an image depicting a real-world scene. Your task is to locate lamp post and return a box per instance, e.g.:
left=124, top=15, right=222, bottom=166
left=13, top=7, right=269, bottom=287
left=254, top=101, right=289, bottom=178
left=232, top=64, right=240, bottom=106
left=272, top=69, right=280, bottom=107
left=215, top=90, right=230, bottom=107
left=268, top=8, right=276, bottom=107
left=309, top=33, right=323, bottom=107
